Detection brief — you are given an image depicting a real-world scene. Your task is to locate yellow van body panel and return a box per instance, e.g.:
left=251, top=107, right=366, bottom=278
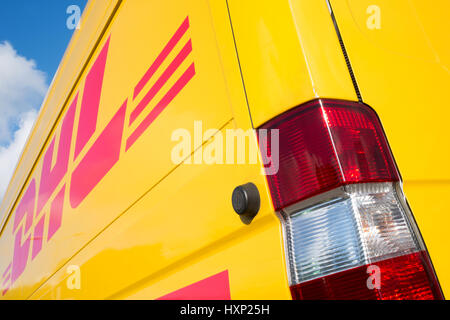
left=0, top=0, right=447, bottom=299
left=30, top=122, right=291, bottom=300
left=330, top=0, right=450, bottom=297
left=226, top=0, right=357, bottom=127
left=1, top=0, right=292, bottom=299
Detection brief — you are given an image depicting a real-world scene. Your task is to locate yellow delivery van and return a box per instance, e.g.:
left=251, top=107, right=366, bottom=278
left=0, top=0, right=448, bottom=299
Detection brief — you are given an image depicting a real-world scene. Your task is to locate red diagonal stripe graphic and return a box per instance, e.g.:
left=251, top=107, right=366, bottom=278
left=2, top=272, right=10, bottom=287
left=129, top=39, right=192, bottom=126
left=1, top=264, right=11, bottom=280
left=157, top=270, right=231, bottom=300
left=133, top=16, right=190, bottom=99
left=126, top=63, right=196, bottom=151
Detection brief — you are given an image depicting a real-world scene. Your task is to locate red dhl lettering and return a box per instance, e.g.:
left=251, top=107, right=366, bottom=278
left=1, top=16, right=195, bottom=294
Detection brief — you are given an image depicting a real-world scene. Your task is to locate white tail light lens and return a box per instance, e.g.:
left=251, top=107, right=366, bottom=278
left=282, top=182, right=442, bottom=300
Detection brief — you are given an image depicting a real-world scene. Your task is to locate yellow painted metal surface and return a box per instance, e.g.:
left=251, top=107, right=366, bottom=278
left=226, top=0, right=357, bottom=127
left=0, top=0, right=447, bottom=299
left=330, top=0, right=450, bottom=296
left=0, top=0, right=292, bottom=299
left=30, top=122, right=290, bottom=300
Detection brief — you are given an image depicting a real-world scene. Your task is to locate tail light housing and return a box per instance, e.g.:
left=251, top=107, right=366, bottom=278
left=259, top=99, right=443, bottom=300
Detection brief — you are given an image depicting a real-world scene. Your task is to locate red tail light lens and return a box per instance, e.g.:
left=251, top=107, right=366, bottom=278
left=259, top=99, right=443, bottom=300
left=260, top=99, right=399, bottom=211
left=290, top=251, right=443, bottom=300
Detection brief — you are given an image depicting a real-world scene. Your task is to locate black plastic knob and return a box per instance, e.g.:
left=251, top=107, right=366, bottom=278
left=232, top=183, right=260, bottom=222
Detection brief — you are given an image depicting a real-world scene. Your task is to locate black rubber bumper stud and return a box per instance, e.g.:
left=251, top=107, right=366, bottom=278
left=232, top=183, right=260, bottom=224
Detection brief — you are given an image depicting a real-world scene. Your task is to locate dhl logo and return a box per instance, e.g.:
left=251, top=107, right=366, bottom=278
left=1, top=16, right=195, bottom=295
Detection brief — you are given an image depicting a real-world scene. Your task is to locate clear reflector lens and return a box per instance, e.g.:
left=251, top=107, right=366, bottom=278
left=285, top=183, right=418, bottom=283
left=282, top=182, right=443, bottom=299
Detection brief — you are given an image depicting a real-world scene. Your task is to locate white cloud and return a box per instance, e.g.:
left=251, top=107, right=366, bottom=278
left=0, top=110, right=38, bottom=199
left=0, top=41, right=47, bottom=143
left=0, top=41, right=47, bottom=201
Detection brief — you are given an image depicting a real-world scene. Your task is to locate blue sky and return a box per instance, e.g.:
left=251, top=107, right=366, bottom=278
left=0, top=0, right=87, bottom=200
left=0, top=0, right=87, bottom=79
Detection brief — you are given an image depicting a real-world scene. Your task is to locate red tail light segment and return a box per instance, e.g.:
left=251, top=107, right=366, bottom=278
left=259, top=99, right=443, bottom=300
left=290, top=251, right=443, bottom=300
left=259, top=99, right=399, bottom=211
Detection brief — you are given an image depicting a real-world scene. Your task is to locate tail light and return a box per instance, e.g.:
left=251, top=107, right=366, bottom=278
left=259, top=99, right=443, bottom=300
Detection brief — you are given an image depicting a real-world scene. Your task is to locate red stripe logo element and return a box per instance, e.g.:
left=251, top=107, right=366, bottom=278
left=70, top=101, right=127, bottom=208
left=74, top=36, right=111, bottom=160
left=133, top=16, right=190, bottom=99
left=127, top=63, right=195, bottom=151
left=157, top=270, right=231, bottom=300
left=127, top=17, right=195, bottom=150
left=129, top=39, right=193, bottom=126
